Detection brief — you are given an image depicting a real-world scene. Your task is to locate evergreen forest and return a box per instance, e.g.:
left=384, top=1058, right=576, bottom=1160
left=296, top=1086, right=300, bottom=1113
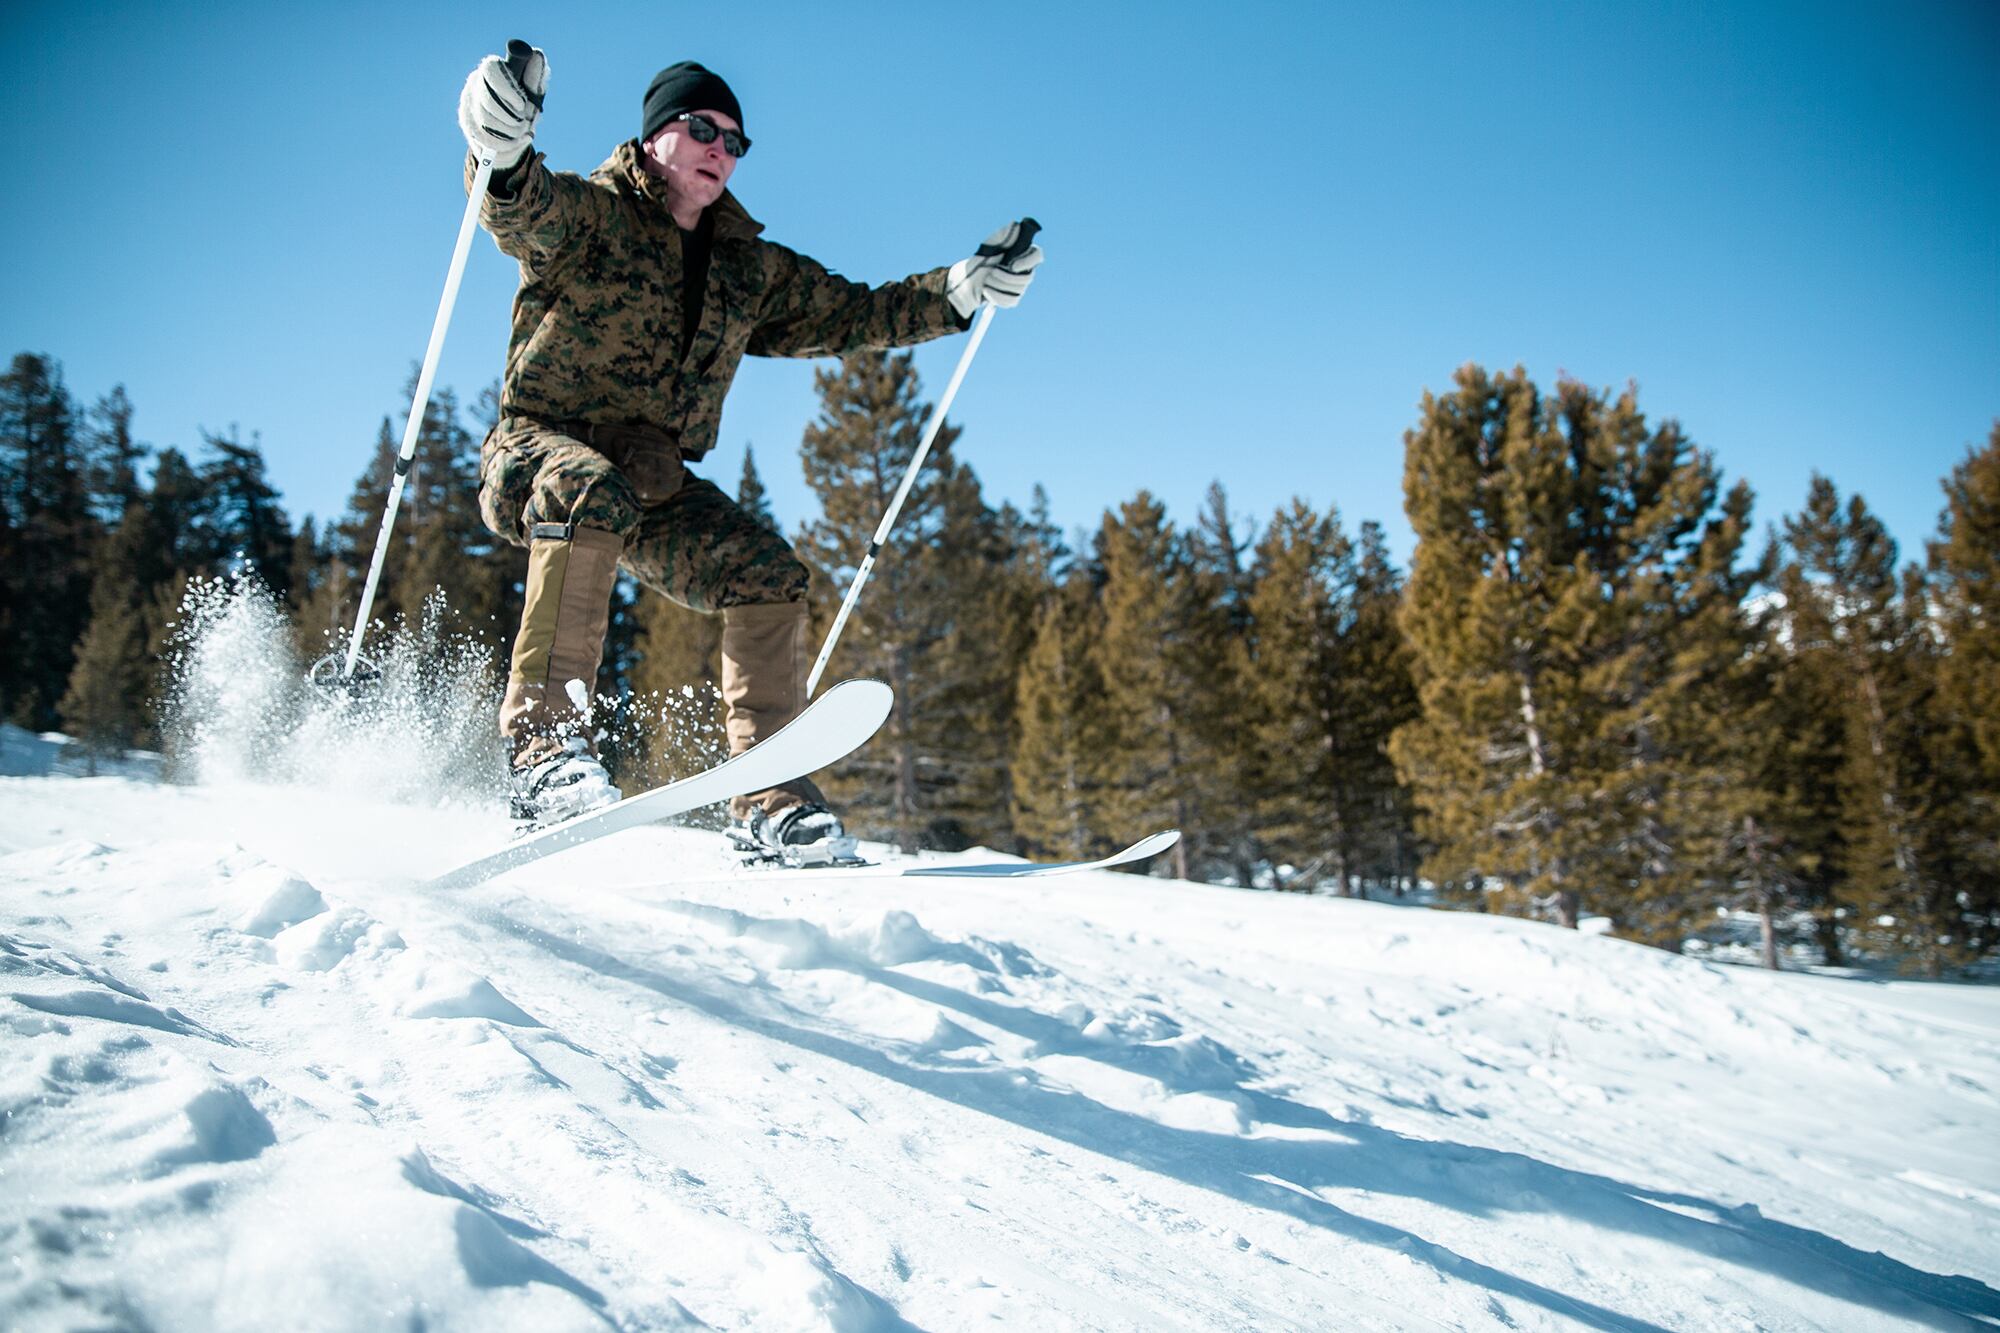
left=4, top=349, right=1995, bottom=973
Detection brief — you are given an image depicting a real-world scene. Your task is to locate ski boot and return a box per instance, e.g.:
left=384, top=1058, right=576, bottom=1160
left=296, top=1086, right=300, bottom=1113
left=509, top=736, right=622, bottom=830
left=728, top=801, right=865, bottom=869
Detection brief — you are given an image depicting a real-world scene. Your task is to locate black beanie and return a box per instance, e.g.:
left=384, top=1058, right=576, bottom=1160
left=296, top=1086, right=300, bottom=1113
left=642, top=61, right=744, bottom=144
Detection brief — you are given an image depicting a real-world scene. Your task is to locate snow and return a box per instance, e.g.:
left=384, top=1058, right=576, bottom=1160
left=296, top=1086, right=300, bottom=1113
left=3, top=766, right=1998, bottom=1330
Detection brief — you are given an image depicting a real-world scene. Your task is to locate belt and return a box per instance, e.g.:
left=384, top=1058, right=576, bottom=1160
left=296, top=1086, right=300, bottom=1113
left=566, top=419, right=679, bottom=455
left=500, top=414, right=680, bottom=456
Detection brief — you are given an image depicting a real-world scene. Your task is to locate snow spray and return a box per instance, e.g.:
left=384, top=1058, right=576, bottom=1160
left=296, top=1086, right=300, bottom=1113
left=159, top=573, right=732, bottom=809
left=161, top=574, right=506, bottom=805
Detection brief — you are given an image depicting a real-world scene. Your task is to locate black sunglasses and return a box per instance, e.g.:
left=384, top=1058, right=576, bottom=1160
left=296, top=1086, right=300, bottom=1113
left=672, top=112, right=751, bottom=158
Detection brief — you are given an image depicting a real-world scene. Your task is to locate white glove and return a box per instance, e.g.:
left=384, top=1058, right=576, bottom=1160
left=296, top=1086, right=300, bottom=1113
left=457, top=45, right=548, bottom=169
left=945, top=220, right=1045, bottom=319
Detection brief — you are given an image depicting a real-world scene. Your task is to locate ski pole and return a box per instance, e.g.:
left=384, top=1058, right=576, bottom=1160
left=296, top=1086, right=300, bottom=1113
left=320, top=40, right=540, bottom=687
left=804, top=218, right=1039, bottom=699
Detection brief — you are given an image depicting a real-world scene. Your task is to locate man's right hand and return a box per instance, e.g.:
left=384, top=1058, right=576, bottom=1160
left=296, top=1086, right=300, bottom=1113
left=458, top=46, right=548, bottom=169
left=945, top=220, right=1045, bottom=320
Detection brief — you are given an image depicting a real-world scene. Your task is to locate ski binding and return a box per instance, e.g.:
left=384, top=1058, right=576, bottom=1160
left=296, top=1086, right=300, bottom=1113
left=728, top=831, right=870, bottom=870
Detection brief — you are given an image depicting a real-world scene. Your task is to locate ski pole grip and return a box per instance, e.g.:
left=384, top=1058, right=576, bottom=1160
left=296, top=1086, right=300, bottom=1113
left=505, top=39, right=544, bottom=112
left=979, top=217, right=1041, bottom=266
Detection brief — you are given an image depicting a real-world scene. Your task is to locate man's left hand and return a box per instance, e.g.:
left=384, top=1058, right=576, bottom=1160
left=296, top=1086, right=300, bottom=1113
left=946, top=220, right=1045, bottom=319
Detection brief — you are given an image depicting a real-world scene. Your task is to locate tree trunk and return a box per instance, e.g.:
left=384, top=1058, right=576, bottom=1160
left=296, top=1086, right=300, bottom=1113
left=891, top=643, right=918, bottom=853
left=1518, top=669, right=1549, bottom=779
left=1516, top=662, right=1571, bottom=929
left=1163, top=701, right=1190, bottom=881
left=1857, top=668, right=1919, bottom=885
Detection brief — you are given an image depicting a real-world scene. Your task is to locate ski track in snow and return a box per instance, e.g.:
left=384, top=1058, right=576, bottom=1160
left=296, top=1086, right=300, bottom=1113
left=2, top=772, right=1998, bottom=1331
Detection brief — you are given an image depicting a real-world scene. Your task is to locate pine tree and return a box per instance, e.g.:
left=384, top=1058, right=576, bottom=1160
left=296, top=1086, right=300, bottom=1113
left=403, top=386, right=516, bottom=630
left=144, top=570, right=194, bottom=745
left=0, top=488, right=16, bottom=701
left=196, top=426, right=293, bottom=597
left=1932, top=424, right=2000, bottom=791
left=1392, top=366, right=1754, bottom=936
left=0, top=353, right=97, bottom=728
left=59, top=512, right=154, bottom=765
left=287, top=516, right=327, bottom=622
left=1761, top=575, right=1853, bottom=965
left=143, top=447, right=217, bottom=580
left=1013, top=484, right=1070, bottom=587
left=136, top=443, right=223, bottom=731
left=916, top=458, right=1027, bottom=848
left=1090, top=493, right=1197, bottom=879
left=1884, top=562, right=1992, bottom=971
left=1181, top=483, right=1261, bottom=885
left=83, top=385, right=147, bottom=525
left=1189, top=482, right=1254, bottom=625
left=298, top=422, right=397, bottom=660
left=796, top=350, right=987, bottom=851
left=1236, top=502, right=1414, bottom=895
left=58, top=593, right=148, bottom=767
left=1610, top=466, right=1765, bottom=946
left=77, top=440, right=258, bottom=752
left=1243, top=499, right=1354, bottom=888
left=1342, top=522, right=1422, bottom=893
left=1002, top=490, right=1086, bottom=857
left=304, top=380, right=520, bottom=669
left=1011, top=569, right=1107, bottom=858
left=737, top=445, right=778, bottom=533
left=1926, top=423, right=2000, bottom=963
left=1774, top=478, right=1925, bottom=960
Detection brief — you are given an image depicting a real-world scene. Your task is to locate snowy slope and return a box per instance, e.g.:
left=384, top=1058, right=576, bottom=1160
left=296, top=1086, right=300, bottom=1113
left=4, top=770, right=1998, bottom=1332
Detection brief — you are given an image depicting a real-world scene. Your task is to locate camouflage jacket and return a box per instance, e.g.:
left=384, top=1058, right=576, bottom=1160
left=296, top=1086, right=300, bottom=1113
left=469, top=140, right=969, bottom=461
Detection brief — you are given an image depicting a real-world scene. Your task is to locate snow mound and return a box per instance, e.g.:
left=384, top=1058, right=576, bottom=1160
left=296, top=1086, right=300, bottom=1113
left=272, top=908, right=397, bottom=973
left=386, top=953, right=542, bottom=1026
left=228, top=865, right=328, bottom=938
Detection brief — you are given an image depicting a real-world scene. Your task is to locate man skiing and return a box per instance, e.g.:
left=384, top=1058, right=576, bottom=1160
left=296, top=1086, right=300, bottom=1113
left=455, top=46, right=1042, bottom=855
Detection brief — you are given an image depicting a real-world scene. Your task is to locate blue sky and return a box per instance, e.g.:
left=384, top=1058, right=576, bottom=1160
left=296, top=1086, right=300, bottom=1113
left=4, top=1, right=1994, bottom=567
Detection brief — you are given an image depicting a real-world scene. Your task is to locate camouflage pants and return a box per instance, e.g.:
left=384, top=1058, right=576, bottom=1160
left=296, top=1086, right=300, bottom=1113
left=478, top=417, right=808, bottom=610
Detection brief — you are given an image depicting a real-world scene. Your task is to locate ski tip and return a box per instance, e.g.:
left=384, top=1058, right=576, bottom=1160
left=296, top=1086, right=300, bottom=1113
left=815, top=678, right=894, bottom=728
left=1134, top=829, right=1181, bottom=857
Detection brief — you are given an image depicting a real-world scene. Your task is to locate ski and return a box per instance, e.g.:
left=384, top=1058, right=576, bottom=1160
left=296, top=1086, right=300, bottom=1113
left=736, top=829, right=1181, bottom=878
left=427, top=679, right=894, bottom=891
left=899, top=829, right=1180, bottom=878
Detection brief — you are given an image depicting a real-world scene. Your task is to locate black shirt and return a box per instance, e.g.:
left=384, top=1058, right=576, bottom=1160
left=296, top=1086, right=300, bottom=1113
left=679, top=213, right=712, bottom=360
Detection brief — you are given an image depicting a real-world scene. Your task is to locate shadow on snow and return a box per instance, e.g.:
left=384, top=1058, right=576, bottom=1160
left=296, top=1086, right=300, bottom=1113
left=462, top=891, right=2000, bottom=1333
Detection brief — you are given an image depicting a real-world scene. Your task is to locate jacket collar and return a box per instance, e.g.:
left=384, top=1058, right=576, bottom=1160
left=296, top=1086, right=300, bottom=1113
left=595, top=140, right=764, bottom=242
